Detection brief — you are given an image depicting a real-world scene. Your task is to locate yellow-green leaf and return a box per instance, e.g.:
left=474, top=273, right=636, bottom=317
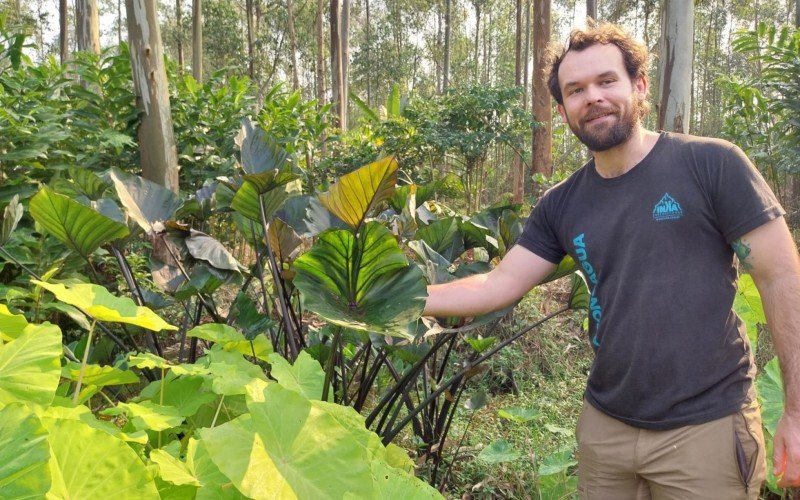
left=32, top=281, right=177, bottom=331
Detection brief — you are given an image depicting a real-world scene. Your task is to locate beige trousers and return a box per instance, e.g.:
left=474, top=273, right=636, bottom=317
left=576, top=399, right=766, bottom=500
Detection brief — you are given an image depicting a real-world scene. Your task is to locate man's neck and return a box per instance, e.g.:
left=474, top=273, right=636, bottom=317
left=592, top=127, right=661, bottom=179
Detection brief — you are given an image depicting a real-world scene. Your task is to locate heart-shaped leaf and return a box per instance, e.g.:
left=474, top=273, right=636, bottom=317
left=68, top=167, right=111, bottom=199
left=29, top=188, right=130, bottom=259
left=1, top=195, right=23, bottom=246
left=231, top=176, right=302, bottom=222
left=110, top=169, right=183, bottom=233
left=62, top=362, right=140, bottom=387
left=235, top=117, right=289, bottom=174
left=32, top=281, right=177, bottom=331
left=757, top=357, right=783, bottom=436
left=0, top=303, right=29, bottom=341
left=292, top=222, right=427, bottom=337
left=415, top=217, right=465, bottom=263
left=477, top=440, right=520, bottom=464
left=0, top=322, right=62, bottom=407
left=0, top=404, right=51, bottom=498
left=186, top=230, right=241, bottom=271
left=267, top=351, right=329, bottom=401
left=268, top=218, right=302, bottom=264
left=569, top=274, right=589, bottom=310
left=41, top=417, right=159, bottom=498
left=318, top=156, right=398, bottom=230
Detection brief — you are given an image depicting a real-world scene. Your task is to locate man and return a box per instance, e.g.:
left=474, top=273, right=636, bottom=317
left=424, top=23, right=800, bottom=499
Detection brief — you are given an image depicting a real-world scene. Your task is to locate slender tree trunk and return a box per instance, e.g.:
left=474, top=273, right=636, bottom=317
left=473, top=2, right=481, bottom=82
left=330, top=0, right=344, bottom=128
left=59, top=0, right=68, bottom=63
left=587, top=0, right=597, bottom=20
left=796, top=0, right=799, bottom=28
left=523, top=0, right=530, bottom=109
left=657, top=0, right=693, bottom=133
left=126, top=0, right=180, bottom=192
left=118, top=0, right=122, bottom=45
left=76, top=0, right=100, bottom=53
left=246, top=0, right=254, bottom=78
left=365, top=0, right=372, bottom=102
left=532, top=0, right=552, bottom=177
left=176, top=0, right=184, bottom=67
left=443, top=0, right=451, bottom=92
left=316, top=0, right=325, bottom=107
left=513, top=0, right=524, bottom=202
left=340, top=0, right=350, bottom=129
left=192, top=0, right=203, bottom=81
left=286, top=0, right=300, bottom=90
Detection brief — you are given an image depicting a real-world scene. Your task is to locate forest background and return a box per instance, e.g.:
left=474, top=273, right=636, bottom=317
left=0, top=0, right=799, bottom=497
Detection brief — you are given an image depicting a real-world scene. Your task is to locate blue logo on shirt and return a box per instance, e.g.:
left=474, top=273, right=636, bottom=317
left=573, top=233, right=602, bottom=347
left=653, top=193, right=683, bottom=221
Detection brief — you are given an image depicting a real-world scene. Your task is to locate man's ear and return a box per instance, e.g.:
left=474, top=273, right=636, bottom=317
left=635, top=75, right=648, bottom=98
left=557, top=104, right=567, bottom=123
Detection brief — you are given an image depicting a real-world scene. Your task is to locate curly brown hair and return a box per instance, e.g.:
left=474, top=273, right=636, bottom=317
left=545, top=22, right=651, bottom=108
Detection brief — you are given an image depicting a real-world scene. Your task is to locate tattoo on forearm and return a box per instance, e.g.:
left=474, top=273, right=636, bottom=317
left=732, top=239, right=753, bottom=271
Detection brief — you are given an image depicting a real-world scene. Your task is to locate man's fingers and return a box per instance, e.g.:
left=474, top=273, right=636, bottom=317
left=774, top=436, right=786, bottom=476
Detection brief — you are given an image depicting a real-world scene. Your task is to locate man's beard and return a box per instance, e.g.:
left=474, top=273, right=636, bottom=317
left=566, top=98, right=641, bottom=152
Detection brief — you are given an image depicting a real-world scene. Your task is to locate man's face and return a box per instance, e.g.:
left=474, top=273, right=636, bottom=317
left=557, top=43, right=647, bottom=152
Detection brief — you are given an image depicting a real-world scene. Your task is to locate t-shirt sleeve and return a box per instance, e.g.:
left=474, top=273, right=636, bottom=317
left=711, top=144, right=785, bottom=244
left=515, top=192, right=566, bottom=264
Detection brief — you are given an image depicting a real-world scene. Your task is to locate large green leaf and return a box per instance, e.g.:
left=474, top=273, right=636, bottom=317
left=0, top=303, right=29, bottom=341
left=758, top=356, right=784, bottom=436
left=415, top=217, right=465, bottom=263
left=0, top=404, right=52, bottom=498
left=42, top=417, right=159, bottom=498
left=231, top=176, right=302, bottom=222
left=318, top=156, right=398, bottom=230
left=68, top=167, right=110, bottom=200
left=33, top=281, right=177, bottom=331
left=186, top=230, right=241, bottom=271
left=235, top=117, right=289, bottom=174
left=110, top=168, right=182, bottom=234
left=292, top=222, right=427, bottom=337
left=200, top=349, right=269, bottom=396
left=29, top=188, right=130, bottom=259
left=186, top=438, right=248, bottom=499
left=0, top=322, right=61, bottom=407
left=734, top=273, right=765, bottom=349
left=1, top=195, right=23, bottom=246
left=267, top=351, right=329, bottom=401
left=477, top=440, right=520, bottom=464
left=101, top=401, right=184, bottom=432
left=569, top=273, right=590, bottom=309
left=200, top=383, right=427, bottom=499
left=61, top=362, right=140, bottom=387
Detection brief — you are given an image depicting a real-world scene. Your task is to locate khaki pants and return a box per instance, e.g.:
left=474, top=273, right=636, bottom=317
left=576, top=400, right=766, bottom=499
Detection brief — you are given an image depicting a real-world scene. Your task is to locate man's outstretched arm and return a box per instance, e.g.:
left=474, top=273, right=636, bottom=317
left=423, top=245, right=557, bottom=318
left=735, top=217, right=800, bottom=487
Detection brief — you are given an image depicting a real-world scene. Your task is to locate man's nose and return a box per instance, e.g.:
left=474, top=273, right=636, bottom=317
left=583, top=84, right=604, bottom=104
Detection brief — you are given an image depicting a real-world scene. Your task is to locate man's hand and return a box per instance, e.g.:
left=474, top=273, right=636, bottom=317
left=774, top=410, right=800, bottom=487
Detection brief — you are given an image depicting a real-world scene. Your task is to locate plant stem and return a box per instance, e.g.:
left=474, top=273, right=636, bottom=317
left=73, top=319, right=98, bottom=404
left=210, top=395, right=226, bottom=428
left=322, top=327, right=342, bottom=402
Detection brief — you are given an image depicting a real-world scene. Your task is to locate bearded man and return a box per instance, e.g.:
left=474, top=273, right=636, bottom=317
left=424, top=22, right=800, bottom=499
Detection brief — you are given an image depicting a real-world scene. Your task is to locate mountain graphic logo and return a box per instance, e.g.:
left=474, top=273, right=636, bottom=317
left=652, top=193, right=683, bottom=221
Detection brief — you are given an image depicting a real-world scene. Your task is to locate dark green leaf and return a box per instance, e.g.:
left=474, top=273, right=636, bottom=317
left=235, top=117, right=288, bottom=174
left=109, top=169, right=182, bottom=233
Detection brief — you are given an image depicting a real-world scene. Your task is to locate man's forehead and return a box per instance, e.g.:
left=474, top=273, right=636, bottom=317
left=558, top=44, right=626, bottom=85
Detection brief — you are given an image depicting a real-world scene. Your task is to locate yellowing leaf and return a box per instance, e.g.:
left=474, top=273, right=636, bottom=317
left=32, top=281, right=177, bottom=331
left=0, top=304, right=28, bottom=341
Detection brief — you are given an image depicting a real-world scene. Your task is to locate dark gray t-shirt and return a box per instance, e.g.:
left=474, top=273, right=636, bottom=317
left=517, top=132, right=785, bottom=430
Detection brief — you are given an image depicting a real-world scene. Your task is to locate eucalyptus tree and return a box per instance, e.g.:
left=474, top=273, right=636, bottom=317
left=656, top=0, right=693, bottom=133
left=126, top=0, right=180, bottom=191
left=532, top=0, right=552, bottom=176
left=75, top=0, right=99, bottom=53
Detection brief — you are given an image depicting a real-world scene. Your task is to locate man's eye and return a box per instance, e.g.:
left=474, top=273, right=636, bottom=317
left=569, top=88, right=582, bottom=95
left=601, top=79, right=615, bottom=85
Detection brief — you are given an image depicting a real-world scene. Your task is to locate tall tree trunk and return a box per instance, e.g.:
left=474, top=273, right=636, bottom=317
left=365, top=0, right=372, bottom=102
left=316, top=0, right=325, bottom=107
left=523, top=0, right=530, bottom=109
left=532, top=0, right=552, bottom=177
left=443, top=0, right=451, bottom=92
left=192, top=0, right=203, bottom=81
left=246, top=0, right=254, bottom=78
left=796, top=0, right=799, bottom=28
left=118, top=0, right=122, bottom=45
left=587, top=0, right=597, bottom=20
left=76, top=0, right=100, bottom=53
left=59, top=0, right=68, bottom=63
left=330, top=0, right=344, bottom=128
left=340, top=0, right=350, bottom=130
left=286, top=0, right=300, bottom=90
left=176, top=0, right=184, bottom=67
left=473, top=1, right=481, bottom=82
left=656, top=0, right=693, bottom=133
left=126, top=0, right=180, bottom=192
left=513, top=0, right=524, bottom=202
